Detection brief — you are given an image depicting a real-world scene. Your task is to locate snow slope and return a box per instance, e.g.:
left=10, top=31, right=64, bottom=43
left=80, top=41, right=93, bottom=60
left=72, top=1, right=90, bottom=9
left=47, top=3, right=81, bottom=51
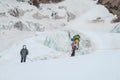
left=0, top=0, right=119, bottom=63
left=0, top=0, right=119, bottom=62
left=0, top=30, right=93, bottom=64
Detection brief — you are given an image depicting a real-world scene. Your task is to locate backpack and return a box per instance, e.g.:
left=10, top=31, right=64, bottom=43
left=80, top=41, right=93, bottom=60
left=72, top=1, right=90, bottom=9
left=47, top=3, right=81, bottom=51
left=71, top=34, right=80, bottom=42
left=73, top=35, right=80, bottom=40
left=74, top=39, right=79, bottom=44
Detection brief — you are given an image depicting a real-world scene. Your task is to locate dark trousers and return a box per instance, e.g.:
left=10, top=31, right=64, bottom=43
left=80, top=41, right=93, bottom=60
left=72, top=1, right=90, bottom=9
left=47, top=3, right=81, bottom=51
left=71, top=49, right=75, bottom=57
left=21, top=56, right=27, bottom=63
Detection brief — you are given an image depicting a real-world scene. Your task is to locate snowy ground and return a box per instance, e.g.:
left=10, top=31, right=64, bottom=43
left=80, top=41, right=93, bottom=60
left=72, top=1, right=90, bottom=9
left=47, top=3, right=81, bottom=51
left=0, top=0, right=120, bottom=80
left=0, top=51, right=120, bottom=80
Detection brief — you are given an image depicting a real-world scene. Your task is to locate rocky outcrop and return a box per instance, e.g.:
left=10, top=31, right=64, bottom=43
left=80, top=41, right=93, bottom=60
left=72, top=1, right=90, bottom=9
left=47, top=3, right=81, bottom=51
left=8, top=7, right=25, bottom=17
left=97, top=0, right=120, bottom=22
left=14, top=21, right=30, bottom=31
left=17, top=0, right=64, bottom=8
left=37, top=0, right=64, bottom=3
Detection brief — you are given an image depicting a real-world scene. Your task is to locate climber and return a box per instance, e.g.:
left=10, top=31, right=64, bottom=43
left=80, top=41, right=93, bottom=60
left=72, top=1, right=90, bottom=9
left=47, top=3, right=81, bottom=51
left=71, top=34, right=80, bottom=56
left=20, top=45, right=29, bottom=63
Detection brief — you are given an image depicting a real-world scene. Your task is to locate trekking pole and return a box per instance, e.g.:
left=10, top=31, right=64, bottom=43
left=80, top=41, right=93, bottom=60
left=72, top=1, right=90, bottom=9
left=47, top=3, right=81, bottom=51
left=68, top=31, right=71, bottom=39
left=27, top=57, right=33, bottom=62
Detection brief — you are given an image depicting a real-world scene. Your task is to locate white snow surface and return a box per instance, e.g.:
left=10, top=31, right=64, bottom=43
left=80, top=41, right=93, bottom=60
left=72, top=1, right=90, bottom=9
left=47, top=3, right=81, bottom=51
left=0, top=51, right=120, bottom=80
left=0, top=0, right=120, bottom=80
